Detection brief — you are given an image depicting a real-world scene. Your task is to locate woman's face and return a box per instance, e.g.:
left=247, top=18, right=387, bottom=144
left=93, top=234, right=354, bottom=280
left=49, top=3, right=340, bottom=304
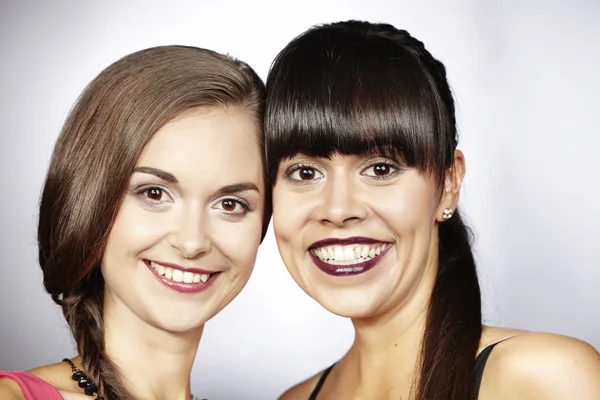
left=272, top=153, right=450, bottom=319
left=101, top=107, right=265, bottom=333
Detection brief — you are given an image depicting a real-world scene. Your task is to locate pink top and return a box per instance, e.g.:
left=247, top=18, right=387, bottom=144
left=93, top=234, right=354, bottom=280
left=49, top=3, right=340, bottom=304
left=0, top=371, right=63, bottom=400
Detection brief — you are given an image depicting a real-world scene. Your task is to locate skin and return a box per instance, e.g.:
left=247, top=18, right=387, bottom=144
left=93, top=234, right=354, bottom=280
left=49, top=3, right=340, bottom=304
left=273, top=151, right=600, bottom=400
left=0, top=107, right=266, bottom=400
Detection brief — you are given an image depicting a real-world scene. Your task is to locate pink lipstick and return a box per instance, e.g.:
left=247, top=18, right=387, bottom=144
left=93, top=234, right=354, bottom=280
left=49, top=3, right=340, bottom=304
left=143, top=260, right=220, bottom=294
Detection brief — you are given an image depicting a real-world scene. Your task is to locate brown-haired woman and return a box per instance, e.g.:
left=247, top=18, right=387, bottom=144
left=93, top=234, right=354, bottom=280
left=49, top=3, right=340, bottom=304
left=0, top=45, right=269, bottom=400
left=265, top=20, right=600, bottom=400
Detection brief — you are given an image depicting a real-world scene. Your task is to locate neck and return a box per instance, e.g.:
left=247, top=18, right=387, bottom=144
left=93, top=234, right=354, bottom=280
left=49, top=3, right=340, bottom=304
left=102, top=292, right=203, bottom=400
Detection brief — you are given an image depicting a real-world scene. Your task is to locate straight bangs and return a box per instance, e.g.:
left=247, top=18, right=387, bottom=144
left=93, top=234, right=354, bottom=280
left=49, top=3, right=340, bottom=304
left=265, top=24, right=454, bottom=184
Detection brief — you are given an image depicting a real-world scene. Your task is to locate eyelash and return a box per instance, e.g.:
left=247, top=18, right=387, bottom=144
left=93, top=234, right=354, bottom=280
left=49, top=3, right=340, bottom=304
left=284, top=163, right=324, bottom=183
left=133, top=186, right=252, bottom=218
left=284, top=159, right=402, bottom=183
left=133, top=185, right=173, bottom=207
left=212, top=197, right=252, bottom=217
left=360, top=159, right=402, bottom=180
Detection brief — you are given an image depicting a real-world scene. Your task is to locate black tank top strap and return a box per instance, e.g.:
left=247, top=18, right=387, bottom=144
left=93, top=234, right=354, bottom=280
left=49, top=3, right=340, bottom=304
left=473, top=336, right=517, bottom=397
left=308, top=336, right=516, bottom=400
left=308, top=363, right=335, bottom=400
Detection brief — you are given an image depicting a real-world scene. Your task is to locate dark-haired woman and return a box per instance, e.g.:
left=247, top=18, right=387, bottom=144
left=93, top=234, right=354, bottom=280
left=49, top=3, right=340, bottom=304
left=0, top=45, right=269, bottom=400
left=265, top=20, right=600, bottom=400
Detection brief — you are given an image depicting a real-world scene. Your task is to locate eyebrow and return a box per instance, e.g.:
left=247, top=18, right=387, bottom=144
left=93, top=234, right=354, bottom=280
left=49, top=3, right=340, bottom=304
left=133, top=168, right=259, bottom=194
left=216, top=183, right=260, bottom=195
left=133, top=167, right=178, bottom=184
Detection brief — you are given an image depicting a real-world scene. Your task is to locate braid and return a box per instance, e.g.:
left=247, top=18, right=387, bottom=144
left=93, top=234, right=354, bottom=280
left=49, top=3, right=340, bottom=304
left=336, top=21, right=459, bottom=174
left=390, top=28, right=459, bottom=157
left=399, top=31, right=482, bottom=400
left=60, top=270, right=134, bottom=400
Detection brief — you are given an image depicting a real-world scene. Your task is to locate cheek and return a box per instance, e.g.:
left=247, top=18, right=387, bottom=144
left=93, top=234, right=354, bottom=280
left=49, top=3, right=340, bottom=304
left=271, top=186, right=304, bottom=243
left=272, top=209, right=291, bottom=244
left=370, top=180, right=438, bottom=234
left=104, top=199, right=166, bottom=258
left=378, top=196, right=427, bottom=233
left=209, top=216, right=263, bottom=270
left=271, top=189, right=311, bottom=281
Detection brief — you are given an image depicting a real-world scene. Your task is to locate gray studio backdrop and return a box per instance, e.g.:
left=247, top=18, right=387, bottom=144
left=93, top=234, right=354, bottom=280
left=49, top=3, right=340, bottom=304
left=1, top=1, right=598, bottom=399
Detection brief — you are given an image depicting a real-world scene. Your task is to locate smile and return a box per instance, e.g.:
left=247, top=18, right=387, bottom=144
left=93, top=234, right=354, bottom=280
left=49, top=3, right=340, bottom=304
left=144, top=260, right=220, bottom=293
left=308, top=238, right=392, bottom=276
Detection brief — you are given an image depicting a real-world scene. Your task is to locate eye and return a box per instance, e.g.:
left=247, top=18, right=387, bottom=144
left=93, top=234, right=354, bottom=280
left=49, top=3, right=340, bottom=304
left=136, top=186, right=173, bottom=205
left=287, top=165, right=324, bottom=181
left=361, top=161, right=399, bottom=179
left=214, top=198, right=250, bottom=215
left=145, top=188, right=165, bottom=202
left=131, top=185, right=175, bottom=210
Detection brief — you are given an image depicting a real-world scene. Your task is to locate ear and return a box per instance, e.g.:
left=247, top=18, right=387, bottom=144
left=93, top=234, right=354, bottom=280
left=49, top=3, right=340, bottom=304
left=436, top=149, right=466, bottom=222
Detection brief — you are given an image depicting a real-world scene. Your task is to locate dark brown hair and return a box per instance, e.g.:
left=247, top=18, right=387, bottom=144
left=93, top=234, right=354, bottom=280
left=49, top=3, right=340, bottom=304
left=265, top=21, right=482, bottom=400
left=38, top=45, right=268, bottom=400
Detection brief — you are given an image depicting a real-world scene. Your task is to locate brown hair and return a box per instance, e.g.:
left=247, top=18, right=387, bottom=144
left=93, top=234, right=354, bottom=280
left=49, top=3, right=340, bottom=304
left=38, top=45, right=268, bottom=400
left=265, top=21, right=481, bottom=400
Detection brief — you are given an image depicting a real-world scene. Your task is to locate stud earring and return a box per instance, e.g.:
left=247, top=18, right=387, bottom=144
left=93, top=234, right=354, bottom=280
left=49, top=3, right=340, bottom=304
left=442, top=208, right=453, bottom=220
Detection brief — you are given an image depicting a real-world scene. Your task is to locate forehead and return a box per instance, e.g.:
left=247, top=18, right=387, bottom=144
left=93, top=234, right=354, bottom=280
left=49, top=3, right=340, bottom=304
left=136, top=107, right=263, bottom=186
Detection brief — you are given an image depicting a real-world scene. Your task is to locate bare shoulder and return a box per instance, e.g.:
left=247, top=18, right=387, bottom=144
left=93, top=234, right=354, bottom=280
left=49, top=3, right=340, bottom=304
left=480, top=330, right=600, bottom=399
left=278, top=369, right=325, bottom=400
left=26, top=359, right=73, bottom=388
left=0, top=377, right=27, bottom=400
left=0, top=360, right=69, bottom=400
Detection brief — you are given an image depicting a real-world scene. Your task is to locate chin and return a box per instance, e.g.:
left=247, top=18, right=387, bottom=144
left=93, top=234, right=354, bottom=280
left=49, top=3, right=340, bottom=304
left=316, top=292, right=382, bottom=320
left=149, top=311, right=214, bottom=334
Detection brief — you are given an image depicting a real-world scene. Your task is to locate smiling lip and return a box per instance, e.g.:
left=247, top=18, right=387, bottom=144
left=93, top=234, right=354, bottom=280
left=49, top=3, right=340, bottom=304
left=143, top=260, right=220, bottom=294
left=309, top=236, right=383, bottom=249
left=308, top=237, right=392, bottom=277
left=148, top=260, right=214, bottom=274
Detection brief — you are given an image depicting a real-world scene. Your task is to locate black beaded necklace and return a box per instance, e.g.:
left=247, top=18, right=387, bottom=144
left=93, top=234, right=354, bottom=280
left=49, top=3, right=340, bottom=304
left=62, top=358, right=199, bottom=399
left=62, top=358, right=104, bottom=399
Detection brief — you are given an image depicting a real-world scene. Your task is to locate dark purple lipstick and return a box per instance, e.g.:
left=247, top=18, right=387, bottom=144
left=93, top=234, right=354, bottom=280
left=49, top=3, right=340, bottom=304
left=308, top=237, right=392, bottom=277
left=309, top=236, right=383, bottom=248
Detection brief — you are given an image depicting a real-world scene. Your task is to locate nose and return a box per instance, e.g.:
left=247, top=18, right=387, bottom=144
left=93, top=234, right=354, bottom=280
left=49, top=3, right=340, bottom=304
left=168, top=205, right=211, bottom=259
left=314, top=175, right=367, bottom=227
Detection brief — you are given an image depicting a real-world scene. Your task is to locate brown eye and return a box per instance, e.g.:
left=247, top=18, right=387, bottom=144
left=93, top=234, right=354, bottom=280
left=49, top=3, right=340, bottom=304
left=299, top=168, right=316, bottom=180
left=362, top=161, right=398, bottom=179
left=146, top=188, right=164, bottom=201
left=288, top=165, right=324, bottom=181
left=214, top=198, right=249, bottom=216
left=373, top=164, right=391, bottom=176
left=221, top=199, right=236, bottom=211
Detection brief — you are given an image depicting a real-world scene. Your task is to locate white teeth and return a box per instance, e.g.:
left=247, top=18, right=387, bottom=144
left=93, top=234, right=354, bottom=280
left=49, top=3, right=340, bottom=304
left=327, top=248, right=334, bottom=260
left=172, top=269, right=183, bottom=282
left=183, top=271, right=194, bottom=283
left=311, top=243, right=390, bottom=265
left=361, top=247, right=369, bottom=258
left=343, top=247, right=354, bottom=261
left=148, top=261, right=214, bottom=285
left=334, top=247, right=344, bottom=261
